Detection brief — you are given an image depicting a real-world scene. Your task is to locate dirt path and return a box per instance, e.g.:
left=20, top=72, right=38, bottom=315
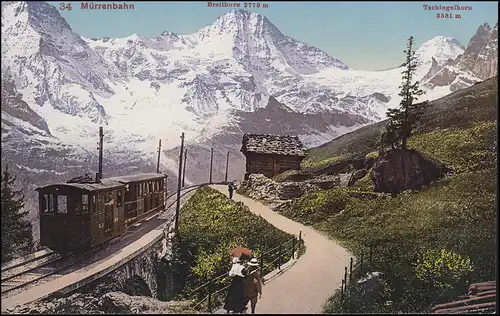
left=211, top=185, right=351, bottom=314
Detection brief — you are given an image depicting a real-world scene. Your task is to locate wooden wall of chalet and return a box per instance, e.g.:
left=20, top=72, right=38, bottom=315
left=245, top=153, right=302, bottom=179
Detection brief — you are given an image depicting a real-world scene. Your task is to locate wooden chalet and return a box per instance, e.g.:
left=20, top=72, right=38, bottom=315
left=241, top=134, right=307, bottom=180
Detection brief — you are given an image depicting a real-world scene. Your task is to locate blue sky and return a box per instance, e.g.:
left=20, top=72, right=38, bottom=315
left=50, top=1, right=497, bottom=70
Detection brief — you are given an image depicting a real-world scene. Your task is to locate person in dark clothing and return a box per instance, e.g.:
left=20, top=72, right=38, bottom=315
left=224, top=258, right=248, bottom=313
left=228, top=182, right=234, bottom=199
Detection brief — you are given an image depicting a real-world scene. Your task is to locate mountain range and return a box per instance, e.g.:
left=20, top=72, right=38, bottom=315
left=1, top=1, right=497, bottom=240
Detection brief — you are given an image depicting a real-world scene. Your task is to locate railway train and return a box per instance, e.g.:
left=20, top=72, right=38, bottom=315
left=35, top=172, right=168, bottom=254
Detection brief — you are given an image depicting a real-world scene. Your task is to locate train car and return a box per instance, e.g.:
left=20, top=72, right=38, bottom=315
left=36, top=173, right=168, bottom=254
left=105, top=173, right=167, bottom=225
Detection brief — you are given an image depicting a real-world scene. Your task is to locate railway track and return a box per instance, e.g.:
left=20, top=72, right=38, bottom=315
left=1, top=253, right=83, bottom=297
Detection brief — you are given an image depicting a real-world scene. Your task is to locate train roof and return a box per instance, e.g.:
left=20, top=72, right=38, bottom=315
left=35, top=179, right=125, bottom=192
left=35, top=173, right=167, bottom=192
left=105, top=173, right=167, bottom=183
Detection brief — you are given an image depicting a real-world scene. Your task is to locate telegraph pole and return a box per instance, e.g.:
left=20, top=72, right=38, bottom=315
left=96, top=126, right=104, bottom=181
left=209, top=148, right=214, bottom=184
left=174, top=133, right=185, bottom=232
left=182, top=148, right=187, bottom=187
left=224, top=151, right=230, bottom=183
left=156, top=139, right=162, bottom=173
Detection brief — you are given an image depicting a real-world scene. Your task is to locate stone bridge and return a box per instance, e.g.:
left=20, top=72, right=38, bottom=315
left=79, top=223, right=177, bottom=300
left=1, top=220, right=179, bottom=311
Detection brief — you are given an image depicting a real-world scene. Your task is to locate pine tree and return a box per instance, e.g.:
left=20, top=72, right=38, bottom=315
left=380, top=119, right=401, bottom=150
left=1, top=165, right=33, bottom=263
left=397, top=36, right=427, bottom=150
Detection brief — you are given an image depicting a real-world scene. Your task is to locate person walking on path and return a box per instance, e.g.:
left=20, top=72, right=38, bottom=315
left=228, top=182, right=235, bottom=200
left=243, top=258, right=263, bottom=314
left=224, top=257, right=248, bottom=313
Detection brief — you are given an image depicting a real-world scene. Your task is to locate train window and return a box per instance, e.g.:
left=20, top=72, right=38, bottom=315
left=42, top=194, right=54, bottom=214
left=57, top=195, right=68, bottom=214
left=92, top=195, right=99, bottom=214
left=117, top=190, right=123, bottom=207
left=82, top=194, right=89, bottom=214
left=137, top=183, right=142, bottom=197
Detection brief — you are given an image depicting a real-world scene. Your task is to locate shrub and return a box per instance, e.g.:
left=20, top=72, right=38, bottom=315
left=413, top=248, right=474, bottom=290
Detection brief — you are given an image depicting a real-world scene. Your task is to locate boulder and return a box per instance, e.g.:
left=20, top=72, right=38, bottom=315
left=339, top=173, right=351, bottom=187
left=238, top=174, right=320, bottom=202
left=371, top=149, right=453, bottom=194
left=364, top=156, right=376, bottom=170
left=305, top=175, right=340, bottom=190
left=348, top=169, right=368, bottom=187
left=277, top=182, right=319, bottom=200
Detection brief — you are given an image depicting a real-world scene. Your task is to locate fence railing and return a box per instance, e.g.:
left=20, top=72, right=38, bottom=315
left=188, top=231, right=304, bottom=313
left=339, top=246, right=375, bottom=301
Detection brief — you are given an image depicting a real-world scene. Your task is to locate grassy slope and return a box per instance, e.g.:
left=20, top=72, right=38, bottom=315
left=276, top=77, right=498, bottom=312
left=176, top=187, right=298, bottom=303
left=302, top=77, right=498, bottom=169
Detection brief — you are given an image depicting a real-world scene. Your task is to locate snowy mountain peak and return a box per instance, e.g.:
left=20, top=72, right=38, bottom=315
left=415, top=36, right=465, bottom=66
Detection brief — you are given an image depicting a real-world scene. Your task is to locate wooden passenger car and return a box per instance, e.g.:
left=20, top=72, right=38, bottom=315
left=36, top=173, right=168, bottom=253
left=241, top=134, right=307, bottom=179
left=105, top=173, right=167, bottom=225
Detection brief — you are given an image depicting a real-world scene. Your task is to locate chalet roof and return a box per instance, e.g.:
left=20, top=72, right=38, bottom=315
left=241, top=134, right=307, bottom=157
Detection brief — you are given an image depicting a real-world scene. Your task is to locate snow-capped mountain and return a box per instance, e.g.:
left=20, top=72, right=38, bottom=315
left=423, top=23, right=498, bottom=91
left=1, top=1, right=497, bottom=238
left=414, top=36, right=465, bottom=78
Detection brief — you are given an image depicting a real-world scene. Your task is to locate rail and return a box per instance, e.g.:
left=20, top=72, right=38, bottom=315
left=187, top=231, right=304, bottom=313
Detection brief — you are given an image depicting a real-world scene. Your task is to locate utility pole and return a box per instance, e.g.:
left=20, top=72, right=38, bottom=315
left=182, top=148, right=187, bottom=187
left=96, top=126, right=104, bottom=182
left=209, top=148, right=214, bottom=184
left=224, top=151, right=230, bottom=183
left=156, top=139, right=162, bottom=173
left=174, top=133, right=185, bottom=232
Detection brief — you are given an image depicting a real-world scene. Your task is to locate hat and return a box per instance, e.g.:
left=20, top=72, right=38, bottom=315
left=248, top=258, right=259, bottom=267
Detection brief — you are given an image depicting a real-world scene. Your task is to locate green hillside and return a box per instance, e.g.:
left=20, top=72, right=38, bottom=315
left=275, top=77, right=498, bottom=313
left=302, top=77, right=498, bottom=170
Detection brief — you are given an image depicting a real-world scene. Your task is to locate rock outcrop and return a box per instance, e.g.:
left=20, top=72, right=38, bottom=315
left=4, top=292, right=195, bottom=314
left=370, top=149, right=452, bottom=194
left=423, top=23, right=498, bottom=91
left=237, top=174, right=321, bottom=204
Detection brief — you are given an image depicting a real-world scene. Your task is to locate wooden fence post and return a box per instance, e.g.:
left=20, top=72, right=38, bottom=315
left=298, top=231, right=302, bottom=255
left=340, top=278, right=344, bottom=301
left=278, top=244, right=282, bottom=270
left=349, top=257, right=353, bottom=284
left=344, top=266, right=348, bottom=294
left=260, top=253, right=264, bottom=276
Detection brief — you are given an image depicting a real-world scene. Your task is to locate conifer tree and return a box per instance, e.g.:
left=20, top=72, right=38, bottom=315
left=1, top=165, right=33, bottom=263
left=382, top=36, right=428, bottom=151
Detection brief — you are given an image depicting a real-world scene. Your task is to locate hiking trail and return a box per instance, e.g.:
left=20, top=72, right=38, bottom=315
left=211, top=185, right=351, bottom=314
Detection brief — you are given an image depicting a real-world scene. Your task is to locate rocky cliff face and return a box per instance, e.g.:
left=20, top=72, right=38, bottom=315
left=423, top=23, right=498, bottom=91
